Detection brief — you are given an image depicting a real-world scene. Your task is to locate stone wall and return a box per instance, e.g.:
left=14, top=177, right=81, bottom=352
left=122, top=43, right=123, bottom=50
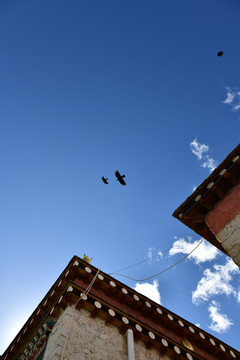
left=214, top=215, right=240, bottom=267
left=135, top=341, right=172, bottom=360
left=206, top=184, right=240, bottom=268
left=43, top=305, right=174, bottom=360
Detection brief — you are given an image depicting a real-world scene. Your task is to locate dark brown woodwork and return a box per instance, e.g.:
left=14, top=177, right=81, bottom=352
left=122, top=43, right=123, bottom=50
left=224, top=172, right=239, bottom=186
left=211, top=186, right=226, bottom=200
left=184, top=215, right=206, bottom=224
left=200, top=201, right=215, bottom=211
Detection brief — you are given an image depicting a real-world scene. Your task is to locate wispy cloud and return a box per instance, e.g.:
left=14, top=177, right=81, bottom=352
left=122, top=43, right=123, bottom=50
left=169, top=237, right=219, bottom=265
left=134, top=280, right=161, bottom=304
left=192, top=258, right=239, bottom=305
left=223, top=87, right=236, bottom=105
left=190, top=139, right=218, bottom=173
left=201, top=156, right=218, bottom=172
left=223, top=87, right=240, bottom=112
left=147, top=247, right=155, bottom=264
left=190, top=139, right=209, bottom=160
left=147, top=247, right=163, bottom=264
left=208, top=301, right=233, bottom=333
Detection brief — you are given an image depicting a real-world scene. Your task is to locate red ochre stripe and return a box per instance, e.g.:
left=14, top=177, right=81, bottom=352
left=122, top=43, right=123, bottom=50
left=206, top=183, right=240, bottom=235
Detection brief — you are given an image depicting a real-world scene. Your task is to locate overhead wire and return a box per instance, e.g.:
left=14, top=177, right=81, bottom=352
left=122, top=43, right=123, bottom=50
left=60, top=239, right=204, bottom=359
left=109, top=247, right=171, bottom=275
left=110, top=238, right=204, bottom=282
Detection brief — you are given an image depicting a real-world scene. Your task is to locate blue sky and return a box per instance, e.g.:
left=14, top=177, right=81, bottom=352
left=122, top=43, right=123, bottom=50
left=0, top=0, right=240, bottom=354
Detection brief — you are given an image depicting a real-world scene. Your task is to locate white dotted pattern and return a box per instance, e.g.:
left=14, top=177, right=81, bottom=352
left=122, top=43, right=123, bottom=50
left=189, top=326, right=195, bottom=333
left=210, top=338, right=216, bottom=346
left=108, top=309, right=115, bottom=317
left=145, top=301, right=151, bottom=308
left=186, top=353, right=193, bottom=360
left=195, top=194, right=201, bottom=201
left=220, top=344, right=225, bottom=352
left=232, top=155, right=239, bottom=162
left=148, top=331, right=155, bottom=339
left=135, top=324, right=142, bottom=332
left=94, top=301, right=102, bottom=309
left=207, top=182, right=214, bottom=189
left=161, top=339, right=168, bottom=347
left=174, top=346, right=181, bottom=354
left=80, top=293, right=87, bottom=300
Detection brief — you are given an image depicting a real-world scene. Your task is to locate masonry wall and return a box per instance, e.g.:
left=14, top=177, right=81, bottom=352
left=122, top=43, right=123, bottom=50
left=206, top=183, right=240, bottom=267
left=43, top=306, right=173, bottom=360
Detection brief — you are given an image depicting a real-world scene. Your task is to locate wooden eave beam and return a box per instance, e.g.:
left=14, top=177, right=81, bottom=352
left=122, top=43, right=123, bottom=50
left=224, top=172, right=239, bottom=186
left=183, top=215, right=206, bottom=224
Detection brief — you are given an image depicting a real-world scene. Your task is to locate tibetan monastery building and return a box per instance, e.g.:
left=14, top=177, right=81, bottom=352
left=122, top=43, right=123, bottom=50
left=1, top=255, right=239, bottom=360
left=173, top=143, right=240, bottom=268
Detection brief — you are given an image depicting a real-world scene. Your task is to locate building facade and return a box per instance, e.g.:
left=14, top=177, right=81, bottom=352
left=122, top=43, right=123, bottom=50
left=1, top=256, right=239, bottom=360
left=173, top=144, right=240, bottom=268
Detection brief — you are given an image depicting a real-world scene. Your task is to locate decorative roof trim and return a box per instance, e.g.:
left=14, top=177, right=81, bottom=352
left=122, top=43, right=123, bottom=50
left=2, top=256, right=240, bottom=360
left=173, top=144, right=240, bottom=252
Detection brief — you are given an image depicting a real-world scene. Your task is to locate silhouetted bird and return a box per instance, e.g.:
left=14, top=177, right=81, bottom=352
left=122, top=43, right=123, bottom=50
left=115, top=170, right=126, bottom=185
left=217, top=51, right=224, bottom=57
left=102, top=177, right=109, bottom=184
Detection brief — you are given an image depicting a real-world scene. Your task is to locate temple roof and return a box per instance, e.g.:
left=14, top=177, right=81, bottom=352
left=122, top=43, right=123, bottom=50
left=173, top=144, right=240, bottom=254
left=2, top=255, right=239, bottom=360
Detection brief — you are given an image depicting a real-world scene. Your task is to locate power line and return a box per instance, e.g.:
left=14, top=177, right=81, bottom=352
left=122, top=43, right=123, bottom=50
left=111, top=239, right=204, bottom=282
left=109, top=247, right=171, bottom=275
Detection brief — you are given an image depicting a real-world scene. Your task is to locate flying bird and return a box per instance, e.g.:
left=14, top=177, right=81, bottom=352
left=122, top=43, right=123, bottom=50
left=217, top=51, right=224, bottom=57
left=102, top=176, right=109, bottom=184
left=115, top=170, right=126, bottom=185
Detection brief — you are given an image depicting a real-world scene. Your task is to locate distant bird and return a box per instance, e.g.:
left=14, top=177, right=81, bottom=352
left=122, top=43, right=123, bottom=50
left=217, top=51, right=224, bottom=57
left=102, top=176, right=109, bottom=184
left=115, top=170, right=126, bottom=185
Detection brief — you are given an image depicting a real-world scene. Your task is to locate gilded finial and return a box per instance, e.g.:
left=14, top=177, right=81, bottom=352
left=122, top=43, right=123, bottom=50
left=83, top=254, right=93, bottom=264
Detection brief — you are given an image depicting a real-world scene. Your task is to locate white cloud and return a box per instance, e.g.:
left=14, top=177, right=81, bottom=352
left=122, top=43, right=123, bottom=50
left=169, top=237, right=219, bottom=265
left=223, top=87, right=240, bottom=112
left=192, top=258, right=239, bottom=305
left=134, top=280, right=161, bottom=304
left=233, top=103, right=240, bottom=111
left=190, top=139, right=209, bottom=160
left=223, top=87, right=236, bottom=104
left=208, top=301, right=233, bottom=333
left=147, top=247, right=155, bottom=264
left=190, top=139, right=218, bottom=173
left=201, top=155, right=218, bottom=172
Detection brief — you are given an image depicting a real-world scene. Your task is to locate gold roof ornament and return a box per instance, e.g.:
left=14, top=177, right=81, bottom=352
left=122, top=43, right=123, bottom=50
left=83, top=254, right=93, bottom=264
left=182, top=338, right=194, bottom=351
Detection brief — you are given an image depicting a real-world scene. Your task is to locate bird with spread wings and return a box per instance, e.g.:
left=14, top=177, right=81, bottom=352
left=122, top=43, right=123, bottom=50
left=115, top=170, right=126, bottom=185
